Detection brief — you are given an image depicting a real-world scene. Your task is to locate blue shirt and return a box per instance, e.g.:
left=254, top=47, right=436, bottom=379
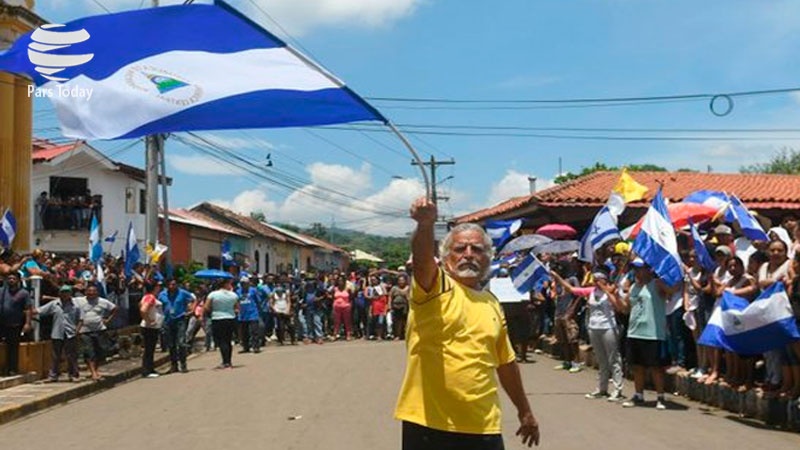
left=257, top=284, right=273, bottom=313
left=158, top=288, right=193, bottom=322
left=236, top=286, right=260, bottom=322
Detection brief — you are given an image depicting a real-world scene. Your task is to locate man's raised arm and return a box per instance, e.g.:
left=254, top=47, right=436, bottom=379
left=410, top=197, right=438, bottom=293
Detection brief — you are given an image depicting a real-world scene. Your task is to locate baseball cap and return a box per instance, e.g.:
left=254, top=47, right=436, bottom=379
left=715, top=245, right=732, bottom=256
left=59, top=285, right=73, bottom=293
left=614, top=242, right=631, bottom=255
left=631, top=257, right=646, bottom=268
left=714, top=224, right=732, bottom=235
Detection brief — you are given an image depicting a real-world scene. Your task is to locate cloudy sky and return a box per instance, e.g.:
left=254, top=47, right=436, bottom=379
left=30, top=0, right=800, bottom=236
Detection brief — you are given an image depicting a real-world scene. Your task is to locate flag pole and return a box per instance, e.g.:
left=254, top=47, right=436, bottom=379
left=386, top=122, right=432, bottom=200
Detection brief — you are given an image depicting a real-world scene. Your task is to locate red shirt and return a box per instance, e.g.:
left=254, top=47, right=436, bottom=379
left=370, top=294, right=388, bottom=316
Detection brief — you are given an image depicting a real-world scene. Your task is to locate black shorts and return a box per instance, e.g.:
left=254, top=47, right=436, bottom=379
left=402, top=422, right=504, bottom=450
left=626, top=338, right=669, bottom=368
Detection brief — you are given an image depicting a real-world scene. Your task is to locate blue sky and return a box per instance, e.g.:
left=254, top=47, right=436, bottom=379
left=29, top=0, right=800, bottom=235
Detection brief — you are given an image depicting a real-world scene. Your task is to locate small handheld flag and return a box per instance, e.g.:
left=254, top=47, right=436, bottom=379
left=730, top=195, right=768, bottom=242
left=485, top=219, right=522, bottom=251
left=511, top=252, right=550, bottom=294
left=689, top=221, right=716, bottom=271
left=0, top=209, right=17, bottom=249
left=578, top=206, right=621, bottom=263
left=89, top=214, right=103, bottom=263
left=124, top=222, right=140, bottom=277
left=632, top=188, right=683, bottom=286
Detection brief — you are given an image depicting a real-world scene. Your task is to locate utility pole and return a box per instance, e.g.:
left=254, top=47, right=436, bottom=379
left=144, top=0, right=163, bottom=259
left=411, top=156, right=455, bottom=207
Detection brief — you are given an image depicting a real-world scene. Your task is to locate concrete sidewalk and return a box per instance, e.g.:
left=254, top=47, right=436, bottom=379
left=0, top=349, right=190, bottom=424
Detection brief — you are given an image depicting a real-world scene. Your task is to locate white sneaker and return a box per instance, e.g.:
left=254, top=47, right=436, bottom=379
left=607, top=391, right=623, bottom=402
left=656, top=400, right=667, bottom=410
left=146, top=373, right=160, bottom=379
left=585, top=390, right=607, bottom=399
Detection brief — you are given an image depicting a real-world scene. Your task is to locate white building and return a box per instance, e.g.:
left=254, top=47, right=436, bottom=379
left=31, top=138, right=155, bottom=253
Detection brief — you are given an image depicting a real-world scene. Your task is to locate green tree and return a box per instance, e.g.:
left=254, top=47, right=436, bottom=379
left=307, top=222, right=329, bottom=240
left=250, top=211, right=266, bottom=222
left=741, top=147, right=800, bottom=174
left=554, top=162, right=667, bottom=184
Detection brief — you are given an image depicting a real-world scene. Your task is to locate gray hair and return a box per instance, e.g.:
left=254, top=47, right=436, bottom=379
left=439, top=223, right=495, bottom=270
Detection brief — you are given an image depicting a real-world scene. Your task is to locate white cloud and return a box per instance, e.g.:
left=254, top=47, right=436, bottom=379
left=485, top=170, right=554, bottom=207
left=211, top=164, right=426, bottom=236
left=168, top=154, right=247, bottom=175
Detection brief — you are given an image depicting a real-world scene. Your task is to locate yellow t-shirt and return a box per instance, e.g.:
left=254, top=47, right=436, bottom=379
left=394, top=268, right=516, bottom=434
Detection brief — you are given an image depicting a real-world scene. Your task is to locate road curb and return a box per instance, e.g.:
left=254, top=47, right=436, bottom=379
left=0, top=352, right=179, bottom=425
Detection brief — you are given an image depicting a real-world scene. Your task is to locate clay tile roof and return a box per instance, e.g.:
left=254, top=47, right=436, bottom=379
left=164, top=209, right=252, bottom=237
left=456, top=171, right=800, bottom=223
left=191, top=202, right=293, bottom=243
left=31, top=139, right=82, bottom=163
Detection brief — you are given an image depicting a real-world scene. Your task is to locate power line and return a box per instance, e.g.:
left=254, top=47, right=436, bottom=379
left=301, top=128, right=399, bottom=178
left=317, top=126, right=800, bottom=142
left=354, top=122, right=800, bottom=134
left=366, top=86, right=800, bottom=104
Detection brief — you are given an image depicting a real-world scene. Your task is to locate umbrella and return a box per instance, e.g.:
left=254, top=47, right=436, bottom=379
left=532, top=240, right=581, bottom=255
left=628, top=203, right=719, bottom=238
left=500, top=234, right=552, bottom=254
left=194, top=269, right=234, bottom=279
left=535, top=224, right=577, bottom=240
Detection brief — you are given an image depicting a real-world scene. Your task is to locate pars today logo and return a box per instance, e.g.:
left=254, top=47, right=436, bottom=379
left=26, top=24, right=95, bottom=100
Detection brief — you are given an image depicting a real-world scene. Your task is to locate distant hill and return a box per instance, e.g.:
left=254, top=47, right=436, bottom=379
left=275, top=222, right=410, bottom=269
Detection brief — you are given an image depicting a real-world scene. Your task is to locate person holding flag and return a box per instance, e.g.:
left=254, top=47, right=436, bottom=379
left=395, top=197, right=540, bottom=449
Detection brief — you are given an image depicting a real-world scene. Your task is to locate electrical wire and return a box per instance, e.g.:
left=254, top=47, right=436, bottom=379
left=177, top=133, right=407, bottom=217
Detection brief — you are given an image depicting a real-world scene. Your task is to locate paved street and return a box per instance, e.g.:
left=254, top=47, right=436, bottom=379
left=1, top=341, right=798, bottom=450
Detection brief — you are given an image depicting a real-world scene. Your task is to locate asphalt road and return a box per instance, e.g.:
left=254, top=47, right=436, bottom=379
left=1, top=341, right=798, bottom=450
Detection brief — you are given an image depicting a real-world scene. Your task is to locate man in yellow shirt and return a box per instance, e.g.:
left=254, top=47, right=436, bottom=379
left=395, top=197, right=540, bottom=449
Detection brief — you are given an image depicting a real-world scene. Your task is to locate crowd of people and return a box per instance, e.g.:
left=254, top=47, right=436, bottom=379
left=0, top=248, right=412, bottom=380
left=500, top=216, right=800, bottom=410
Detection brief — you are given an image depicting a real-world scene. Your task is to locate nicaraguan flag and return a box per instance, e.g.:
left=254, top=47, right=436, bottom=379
left=683, top=190, right=735, bottom=223
left=104, top=230, right=118, bottom=243
left=485, top=219, right=522, bottom=251
left=698, top=282, right=800, bottom=354
left=730, top=195, right=769, bottom=242
left=578, top=206, right=620, bottom=263
left=89, top=214, right=103, bottom=263
left=0, top=1, right=384, bottom=140
left=221, top=239, right=234, bottom=265
left=489, top=254, right=518, bottom=279
left=689, top=221, right=716, bottom=271
left=0, top=209, right=17, bottom=248
left=632, top=188, right=683, bottom=286
left=124, top=222, right=140, bottom=277
left=511, top=252, right=550, bottom=294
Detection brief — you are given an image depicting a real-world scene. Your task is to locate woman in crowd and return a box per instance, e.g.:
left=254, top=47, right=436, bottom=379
left=758, top=239, right=794, bottom=396
left=702, top=246, right=733, bottom=385
left=139, top=281, right=164, bottom=378
left=365, top=275, right=388, bottom=340
left=205, top=278, right=239, bottom=369
left=270, top=285, right=296, bottom=345
left=715, top=256, right=757, bottom=391
left=683, top=249, right=711, bottom=380
left=331, top=276, right=353, bottom=341
left=185, top=285, right=209, bottom=353
left=552, top=266, right=626, bottom=401
left=390, top=274, right=409, bottom=341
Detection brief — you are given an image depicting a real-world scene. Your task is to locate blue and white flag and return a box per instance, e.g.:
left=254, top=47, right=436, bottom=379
left=632, top=188, right=683, bottom=286
left=511, top=252, right=550, bottom=294
left=104, top=230, right=118, bottom=243
left=89, top=214, right=103, bottom=263
left=485, top=219, right=522, bottom=250
left=124, top=222, right=140, bottom=277
left=689, top=221, right=716, bottom=271
left=489, top=254, right=519, bottom=279
left=698, top=282, right=800, bottom=354
left=683, top=190, right=734, bottom=222
left=578, top=206, right=620, bottom=263
left=730, top=195, right=769, bottom=242
left=221, top=239, right=234, bottom=265
left=0, top=2, right=384, bottom=140
left=0, top=209, right=17, bottom=249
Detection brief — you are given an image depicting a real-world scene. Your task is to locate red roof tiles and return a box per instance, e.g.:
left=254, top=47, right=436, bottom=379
left=456, top=171, right=800, bottom=223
